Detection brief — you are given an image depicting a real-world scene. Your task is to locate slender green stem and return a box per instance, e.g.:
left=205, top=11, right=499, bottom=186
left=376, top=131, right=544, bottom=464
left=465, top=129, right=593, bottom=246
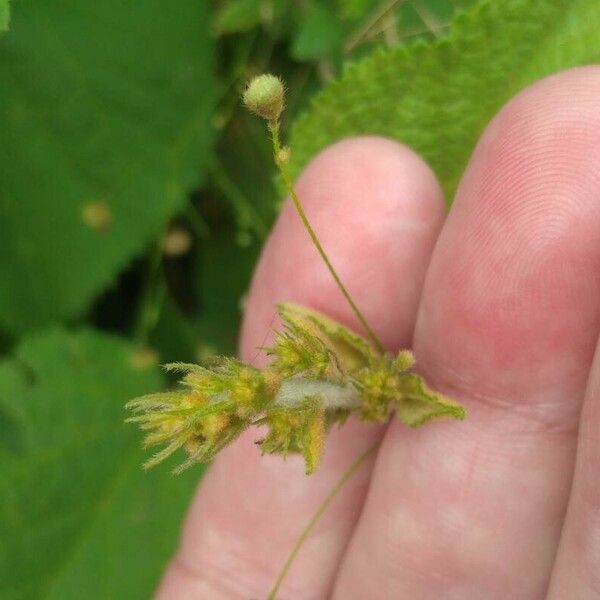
left=134, top=240, right=166, bottom=345
left=268, top=121, right=386, bottom=355
left=267, top=440, right=380, bottom=600
left=209, top=156, right=268, bottom=240
left=185, top=203, right=210, bottom=239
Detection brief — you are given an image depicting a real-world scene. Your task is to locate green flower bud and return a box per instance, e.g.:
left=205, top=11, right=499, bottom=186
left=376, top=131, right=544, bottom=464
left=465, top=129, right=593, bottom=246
left=243, top=74, right=285, bottom=121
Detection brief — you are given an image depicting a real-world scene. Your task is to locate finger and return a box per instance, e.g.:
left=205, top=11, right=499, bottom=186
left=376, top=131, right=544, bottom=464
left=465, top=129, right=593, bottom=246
left=333, top=66, right=600, bottom=599
left=547, top=333, right=600, bottom=598
left=155, top=136, right=446, bottom=599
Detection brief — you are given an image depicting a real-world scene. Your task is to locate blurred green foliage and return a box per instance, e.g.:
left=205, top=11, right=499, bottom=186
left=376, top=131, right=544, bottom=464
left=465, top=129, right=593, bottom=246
left=0, top=0, right=598, bottom=597
left=290, top=0, right=600, bottom=199
left=0, top=329, right=198, bottom=599
left=0, top=0, right=214, bottom=334
left=0, top=1, right=8, bottom=31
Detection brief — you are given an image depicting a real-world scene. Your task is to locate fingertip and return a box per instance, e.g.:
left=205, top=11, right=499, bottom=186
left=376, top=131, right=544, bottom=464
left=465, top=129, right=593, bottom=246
left=415, top=65, right=600, bottom=412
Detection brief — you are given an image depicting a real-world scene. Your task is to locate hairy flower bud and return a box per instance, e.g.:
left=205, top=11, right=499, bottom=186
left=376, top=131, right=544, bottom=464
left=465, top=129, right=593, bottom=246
left=243, top=74, right=285, bottom=121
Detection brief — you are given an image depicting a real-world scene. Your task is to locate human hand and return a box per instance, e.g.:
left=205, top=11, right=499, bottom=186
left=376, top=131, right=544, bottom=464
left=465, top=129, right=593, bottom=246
left=156, top=66, right=600, bottom=599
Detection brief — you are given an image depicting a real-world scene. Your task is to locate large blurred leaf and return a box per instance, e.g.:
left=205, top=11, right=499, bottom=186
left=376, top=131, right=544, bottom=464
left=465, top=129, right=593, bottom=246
left=289, top=0, right=600, bottom=200
left=214, top=0, right=262, bottom=35
left=337, top=0, right=375, bottom=20
left=0, top=328, right=200, bottom=599
left=0, top=0, right=214, bottom=333
left=291, top=1, right=345, bottom=62
left=0, top=0, right=9, bottom=31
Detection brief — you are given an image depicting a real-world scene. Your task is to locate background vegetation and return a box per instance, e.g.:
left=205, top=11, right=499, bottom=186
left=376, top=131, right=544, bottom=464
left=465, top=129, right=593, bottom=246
left=0, top=0, right=598, bottom=597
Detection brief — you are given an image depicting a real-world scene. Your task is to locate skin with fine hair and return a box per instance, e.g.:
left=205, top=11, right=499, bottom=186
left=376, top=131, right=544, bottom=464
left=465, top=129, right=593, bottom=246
left=156, top=66, right=600, bottom=599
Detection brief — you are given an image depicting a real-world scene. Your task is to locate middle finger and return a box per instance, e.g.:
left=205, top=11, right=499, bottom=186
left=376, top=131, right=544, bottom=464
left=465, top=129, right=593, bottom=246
left=333, top=67, right=600, bottom=599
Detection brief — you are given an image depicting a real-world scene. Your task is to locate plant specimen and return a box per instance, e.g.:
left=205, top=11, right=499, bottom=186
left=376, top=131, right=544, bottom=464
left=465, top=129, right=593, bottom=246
left=126, top=73, right=466, bottom=597
left=127, top=74, right=465, bottom=474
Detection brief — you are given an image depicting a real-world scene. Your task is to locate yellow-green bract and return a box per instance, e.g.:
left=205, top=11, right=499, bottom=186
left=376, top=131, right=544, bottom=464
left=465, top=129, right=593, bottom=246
left=126, top=303, right=465, bottom=475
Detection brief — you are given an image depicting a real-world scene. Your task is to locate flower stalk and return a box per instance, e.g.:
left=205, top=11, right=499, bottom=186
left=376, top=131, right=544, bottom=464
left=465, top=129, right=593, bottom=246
left=126, top=74, right=466, bottom=476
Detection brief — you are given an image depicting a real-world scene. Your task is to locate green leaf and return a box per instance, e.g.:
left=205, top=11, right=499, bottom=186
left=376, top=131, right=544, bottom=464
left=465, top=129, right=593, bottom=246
left=291, top=1, right=345, bottom=62
left=289, top=0, right=600, bottom=200
left=0, top=0, right=9, bottom=31
left=0, top=0, right=214, bottom=333
left=0, top=328, right=200, bottom=599
left=336, top=0, right=376, bottom=20
left=214, top=0, right=262, bottom=35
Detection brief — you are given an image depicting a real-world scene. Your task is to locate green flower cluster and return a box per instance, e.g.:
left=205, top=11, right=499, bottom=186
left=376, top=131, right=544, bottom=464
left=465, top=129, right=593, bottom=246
left=127, top=304, right=465, bottom=474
